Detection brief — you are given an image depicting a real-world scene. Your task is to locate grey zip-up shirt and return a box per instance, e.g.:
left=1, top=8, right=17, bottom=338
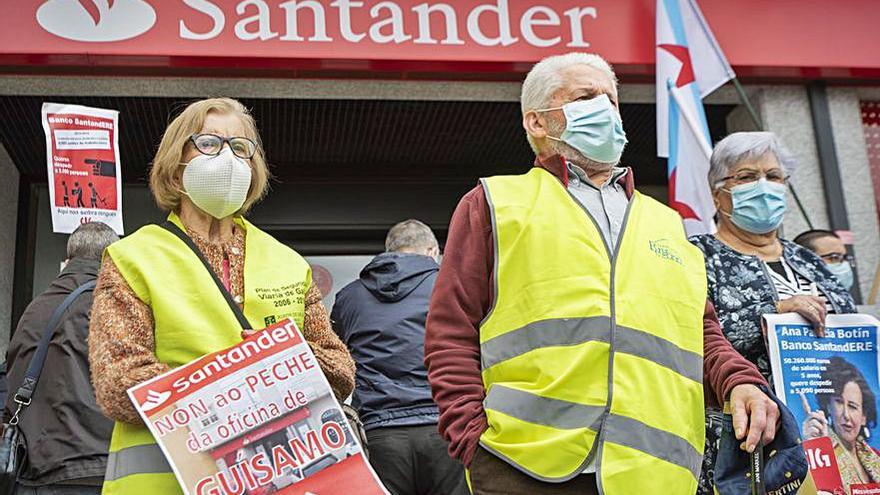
left=566, top=163, right=629, bottom=474
left=567, top=164, right=630, bottom=250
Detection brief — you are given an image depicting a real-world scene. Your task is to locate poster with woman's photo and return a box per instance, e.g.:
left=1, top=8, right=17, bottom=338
left=767, top=313, right=880, bottom=495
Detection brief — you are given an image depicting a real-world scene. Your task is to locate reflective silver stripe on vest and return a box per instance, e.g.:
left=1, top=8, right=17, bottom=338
left=481, top=316, right=611, bottom=370
left=603, top=414, right=703, bottom=479
left=105, top=443, right=173, bottom=482
left=481, top=317, right=701, bottom=383
left=614, top=325, right=703, bottom=383
left=484, top=384, right=605, bottom=430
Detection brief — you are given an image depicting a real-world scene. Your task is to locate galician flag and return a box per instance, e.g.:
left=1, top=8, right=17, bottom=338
left=657, top=0, right=735, bottom=235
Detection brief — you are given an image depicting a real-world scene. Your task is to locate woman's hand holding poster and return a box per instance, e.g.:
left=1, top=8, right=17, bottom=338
left=128, top=319, right=389, bottom=495
left=767, top=313, right=880, bottom=495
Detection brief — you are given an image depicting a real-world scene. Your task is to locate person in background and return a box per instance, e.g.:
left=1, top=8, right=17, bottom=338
left=803, top=357, right=880, bottom=491
left=5, top=222, right=119, bottom=495
left=331, top=219, right=468, bottom=495
left=690, top=131, right=858, bottom=495
left=88, top=98, right=355, bottom=495
left=426, top=52, right=778, bottom=495
left=794, top=229, right=856, bottom=292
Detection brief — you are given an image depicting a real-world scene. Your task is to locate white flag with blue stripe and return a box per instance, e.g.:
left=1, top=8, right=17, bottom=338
left=657, top=0, right=735, bottom=235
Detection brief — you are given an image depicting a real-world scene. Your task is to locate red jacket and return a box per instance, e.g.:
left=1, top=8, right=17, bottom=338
left=424, top=155, right=768, bottom=467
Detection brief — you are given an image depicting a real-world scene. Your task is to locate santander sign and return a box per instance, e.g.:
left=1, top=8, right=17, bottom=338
left=35, top=0, right=599, bottom=49
left=37, top=0, right=157, bottom=42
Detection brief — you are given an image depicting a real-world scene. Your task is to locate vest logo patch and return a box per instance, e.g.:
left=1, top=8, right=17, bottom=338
left=264, top=315, right=277, bottom=326
left=649, top=239, right=684, bottom=265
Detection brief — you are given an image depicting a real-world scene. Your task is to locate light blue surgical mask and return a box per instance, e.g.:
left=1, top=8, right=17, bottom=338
left=722, top=179, right=787, bottom=234
left=537, top=94, right=628, bottom=164
left=826, top=261, right=854, bottom=290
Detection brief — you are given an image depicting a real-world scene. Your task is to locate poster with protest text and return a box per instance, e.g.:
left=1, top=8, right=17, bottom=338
left=767, top=313, right=880, bottom=495
left=129, top=319, right=389, bottom=495
left=41, top=102, right=123, bottom=234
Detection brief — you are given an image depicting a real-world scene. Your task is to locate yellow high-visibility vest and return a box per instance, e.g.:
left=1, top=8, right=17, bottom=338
left=479, top=167, right=707, bottom=494
left=101, top=212, right=311, bottom=495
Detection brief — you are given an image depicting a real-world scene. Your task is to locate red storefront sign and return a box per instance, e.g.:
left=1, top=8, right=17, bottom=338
left=2, top=0, right=879, bottom=78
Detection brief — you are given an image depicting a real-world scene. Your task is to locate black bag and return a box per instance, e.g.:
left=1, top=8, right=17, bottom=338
left=161, top=222, right=370, bottom=452
left=0, top=280, right=96, bottom=494
left=342, top=403, right=370, bottom=457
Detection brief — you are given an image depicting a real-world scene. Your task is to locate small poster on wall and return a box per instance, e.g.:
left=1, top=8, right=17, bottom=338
left=41, top=102, right=123, bottom=235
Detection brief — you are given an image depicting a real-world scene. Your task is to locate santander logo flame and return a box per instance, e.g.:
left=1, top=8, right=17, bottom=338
left=36, top=0, right=156, bottom=42
left=140, top=389, right=172, bottom=412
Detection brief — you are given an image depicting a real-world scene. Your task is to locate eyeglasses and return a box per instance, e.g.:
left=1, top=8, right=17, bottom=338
left=189, top=133, right=257, bottom=159
left=819, top=252, right=854, bottom=265
left=719, top=170, right=789, bottom=185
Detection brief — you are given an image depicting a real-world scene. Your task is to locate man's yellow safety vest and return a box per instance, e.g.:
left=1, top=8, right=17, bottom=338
left=101, top=212, right=311, bottom=495
left=478, top=167, right=708, bottom=493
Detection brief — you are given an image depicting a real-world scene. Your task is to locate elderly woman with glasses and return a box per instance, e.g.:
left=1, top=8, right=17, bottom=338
left=88, top=98, right=355, bottom=495
left=689, top=131, right=856, bottom=495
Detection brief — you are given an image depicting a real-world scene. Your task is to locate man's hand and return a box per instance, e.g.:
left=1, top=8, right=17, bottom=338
left=730, top=384, right=780, bottom=453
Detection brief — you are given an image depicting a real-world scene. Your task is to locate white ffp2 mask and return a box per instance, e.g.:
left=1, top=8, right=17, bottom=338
left=182, top=148, right=252, bottom=219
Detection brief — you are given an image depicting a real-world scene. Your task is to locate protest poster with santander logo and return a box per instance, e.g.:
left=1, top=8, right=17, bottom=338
left=128, top=319, right=389, bottom=495
left=41, top=102, right=124, bottom=235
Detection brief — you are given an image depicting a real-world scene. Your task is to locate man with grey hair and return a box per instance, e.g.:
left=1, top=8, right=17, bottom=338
left=331, top=220, right=467, bottom=495
left=425, top=53, right=779, bottom=495
left=4, top=222, right=118, bottom=494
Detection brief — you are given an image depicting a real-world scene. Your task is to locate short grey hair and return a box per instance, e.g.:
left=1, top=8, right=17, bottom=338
left=521, top=52, right=617, bottom=153
left=385, top=219, right=438, bottom=253
left=708, top=131, right=796, bottom=190
left=67, top=222, right=119, bottom=260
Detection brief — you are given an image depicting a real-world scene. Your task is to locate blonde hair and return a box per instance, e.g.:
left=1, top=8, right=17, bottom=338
left=149, top=97, right=269, bottom=214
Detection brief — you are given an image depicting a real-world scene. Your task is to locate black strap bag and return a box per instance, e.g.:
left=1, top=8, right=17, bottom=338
left=0, top=280, right=96, bottom=494
left=161, top=222, right=370, bottom=453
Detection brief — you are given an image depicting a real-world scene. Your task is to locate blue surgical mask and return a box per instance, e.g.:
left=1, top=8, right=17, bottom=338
left=722, top=179, right=787, bottom=234
left=538, top=94, right=628, bottom=164
left=826, top=261, right=854, bottom=290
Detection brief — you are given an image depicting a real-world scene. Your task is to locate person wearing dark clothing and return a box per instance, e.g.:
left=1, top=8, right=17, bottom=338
left=88, top=182, right=98, bottom=208
left=62, top=181, right=70, bottom=207
left=73, top=182, right=84, bottom=208
left=331, top=219, right=468, bottom=495
left=4, top=222, right=119, bottom=495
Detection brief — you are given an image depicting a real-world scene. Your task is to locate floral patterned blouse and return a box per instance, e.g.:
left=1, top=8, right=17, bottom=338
left=689, top=234, right=857, bottom=381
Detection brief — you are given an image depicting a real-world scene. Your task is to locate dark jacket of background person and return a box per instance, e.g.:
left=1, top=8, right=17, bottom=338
left=331, top=252, right=440, bottom=430
left=690, top=234, right=858, bottom=381
left=3, top=258, right=113, bottom=485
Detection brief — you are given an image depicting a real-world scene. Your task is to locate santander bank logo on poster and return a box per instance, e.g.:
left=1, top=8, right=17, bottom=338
left=36, top=0, right=156, bottom=42
left=139, top=389, right=172, bottom=412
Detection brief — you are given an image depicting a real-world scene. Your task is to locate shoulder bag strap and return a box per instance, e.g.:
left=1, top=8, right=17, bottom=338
left=9, top=280, right=96, bottom=424
left=161, top=221, right=252, bottom=331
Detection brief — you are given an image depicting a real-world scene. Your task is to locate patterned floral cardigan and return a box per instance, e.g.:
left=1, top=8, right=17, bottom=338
left=689, top=234, right=857, bottom=382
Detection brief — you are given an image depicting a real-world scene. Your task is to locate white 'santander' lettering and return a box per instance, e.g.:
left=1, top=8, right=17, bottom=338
left=179, top=0, right=597, bottom=48
left=171, top=321, right=298, bottom=394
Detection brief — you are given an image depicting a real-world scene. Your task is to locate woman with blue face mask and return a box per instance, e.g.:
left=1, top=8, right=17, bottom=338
left=688, top=132, right=857, bottom=495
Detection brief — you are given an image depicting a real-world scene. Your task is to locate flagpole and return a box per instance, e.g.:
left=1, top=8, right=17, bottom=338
left=732, top=79, right=762, bottom=131
left=730, top=78, right=815, bottom=229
